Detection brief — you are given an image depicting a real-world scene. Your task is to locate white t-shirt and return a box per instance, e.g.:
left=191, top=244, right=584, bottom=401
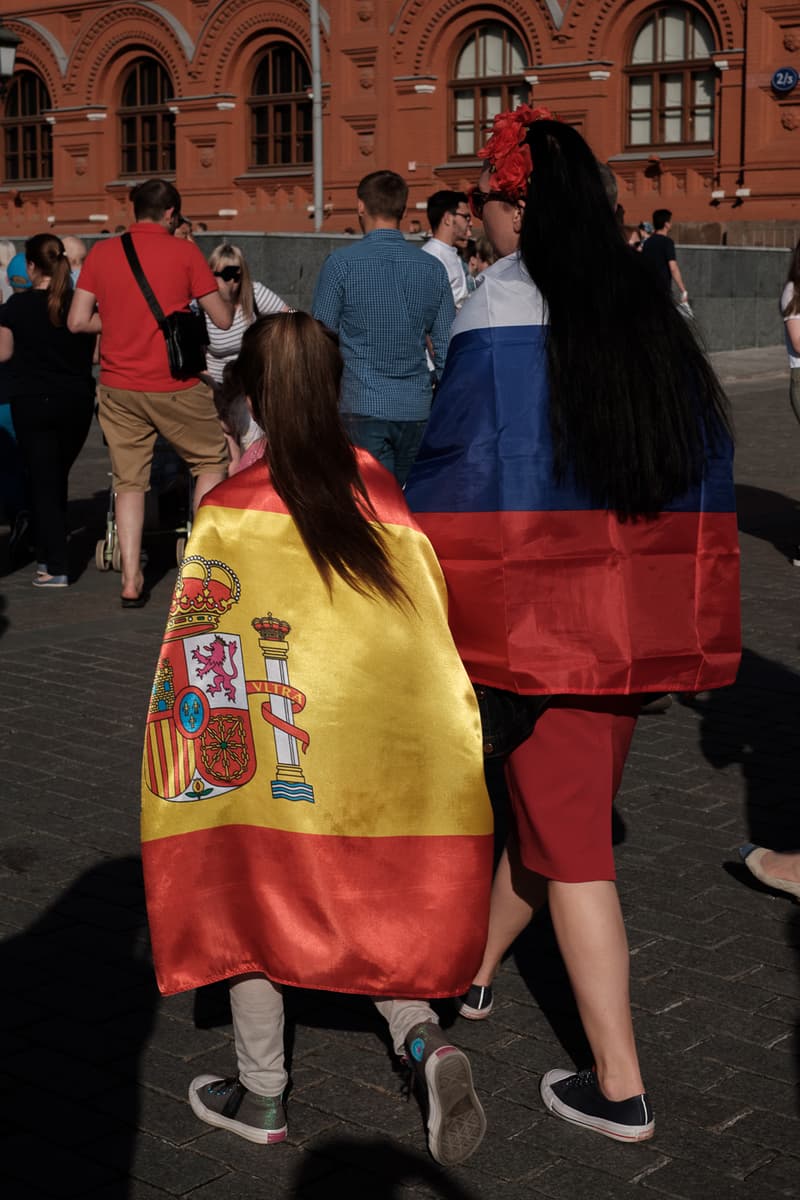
left=205, top=280, right=287, bottom=383
left=421, top=237, right=469, bottom=310
left=780, top=281, right=800, bottom=369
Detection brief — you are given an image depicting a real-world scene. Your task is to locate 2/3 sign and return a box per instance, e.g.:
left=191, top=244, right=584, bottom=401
left=772, top=67, right=799, bottom=93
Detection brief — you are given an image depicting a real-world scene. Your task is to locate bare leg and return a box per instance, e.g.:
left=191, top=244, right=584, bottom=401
left=116, top=490, right=146, bottom=598
left=193, top=470, right=226, bottom=513
left=472, top=843, right=548, bottom=986
left=548, top=879, right=644, bottom=1100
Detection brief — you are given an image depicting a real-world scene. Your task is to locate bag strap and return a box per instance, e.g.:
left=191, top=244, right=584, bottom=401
left=121, top=232, right=166, bottom=327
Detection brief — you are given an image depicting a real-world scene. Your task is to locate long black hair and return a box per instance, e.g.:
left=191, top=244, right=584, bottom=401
left=234, top=312, right=408, bottom=605
left=784, top=238, right=800, bottom=317
left=520, top=120, right=731, bottom=519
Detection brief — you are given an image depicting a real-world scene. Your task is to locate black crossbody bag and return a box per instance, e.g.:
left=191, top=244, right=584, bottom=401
left=473, top=685, right=550, bottom=759
left=121, top=233, right=209, bottom=380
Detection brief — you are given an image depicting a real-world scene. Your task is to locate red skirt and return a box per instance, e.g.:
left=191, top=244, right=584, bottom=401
left=504, top=696, right=640, bottom=883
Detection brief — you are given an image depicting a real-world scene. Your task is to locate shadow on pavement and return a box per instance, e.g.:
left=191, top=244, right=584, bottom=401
left=290, top=1135, right=482, bottom=1199
left=683, top=647, right=800, bottom=1107
left=683, top=647, right=800, bottom=850
left=0, top=855, right=157, bottom=1198
left=735, top=483, right=800, bottom=560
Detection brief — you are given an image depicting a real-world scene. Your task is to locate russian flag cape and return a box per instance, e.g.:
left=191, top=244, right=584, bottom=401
left=141, top=452, right=492, bottom=998
left=405, top=254, right=741, bottom=695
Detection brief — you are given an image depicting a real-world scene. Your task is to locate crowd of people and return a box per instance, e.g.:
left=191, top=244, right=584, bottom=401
left=10, top=100, right=800, bottom=1170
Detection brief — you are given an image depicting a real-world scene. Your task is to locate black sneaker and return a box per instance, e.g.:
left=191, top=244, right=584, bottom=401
left=405, top=1022, right=487, bottom=1166
left=189, top=1075, right=287, bottom=1144
left=540, top=1068, right=654, bottom=1142
left=456, top=984, right=494, bottom=1021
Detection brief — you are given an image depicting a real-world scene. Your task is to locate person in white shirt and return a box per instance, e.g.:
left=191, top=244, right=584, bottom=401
left=204, top=244, right=290, bottom=385
left=421, top=191, right=473, bottom=311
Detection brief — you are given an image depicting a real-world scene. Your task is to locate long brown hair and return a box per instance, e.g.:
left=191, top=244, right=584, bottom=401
left=24, top=233, right=71, bottom=327
left=234, top=312, right=407, bottom=604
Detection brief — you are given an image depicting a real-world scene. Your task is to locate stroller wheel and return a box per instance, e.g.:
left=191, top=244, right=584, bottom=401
left=111, top=541, right=122, bottom=572
left=176, top=536, right=187, bottom=565
left=95, top=538, right=111, bottom=572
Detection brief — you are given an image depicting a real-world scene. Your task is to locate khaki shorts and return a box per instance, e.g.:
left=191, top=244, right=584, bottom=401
left=98, top=382, right=228, bottom=491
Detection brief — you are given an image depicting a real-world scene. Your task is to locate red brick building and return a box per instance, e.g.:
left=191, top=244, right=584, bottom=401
left=2, top=1, right=800, bottom=240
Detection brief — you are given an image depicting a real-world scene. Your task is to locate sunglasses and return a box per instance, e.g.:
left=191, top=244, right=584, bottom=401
left=468, top=187, right=521, bottom=220
left=214, top=266, right=241, bottom=282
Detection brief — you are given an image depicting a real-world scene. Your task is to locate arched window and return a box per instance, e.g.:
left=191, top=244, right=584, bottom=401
left=626, top=6, right=715, bottom=148
left=249, top=44, right=312, bottom=168
left=119, top=58, right=175, bottom=176
left=3, top=71, right=52, bottom=182
left=450, top=24, right=528, bottom=158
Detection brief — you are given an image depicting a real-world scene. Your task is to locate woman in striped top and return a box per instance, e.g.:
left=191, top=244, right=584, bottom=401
left=204, top=243, right=290, bottom=385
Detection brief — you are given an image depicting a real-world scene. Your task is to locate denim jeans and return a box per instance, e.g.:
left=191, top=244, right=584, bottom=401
left=343, top=414, right=427, bottom=486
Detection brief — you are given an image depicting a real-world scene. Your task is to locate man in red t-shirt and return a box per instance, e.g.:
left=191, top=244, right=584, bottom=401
left=69, top=178, right=232, bottom=606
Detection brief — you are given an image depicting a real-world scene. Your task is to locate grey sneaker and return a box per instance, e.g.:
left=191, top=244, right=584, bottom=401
left=189, top=1075, right=287, bottom=1144
left=405, top=1022, right=486, bottom=1166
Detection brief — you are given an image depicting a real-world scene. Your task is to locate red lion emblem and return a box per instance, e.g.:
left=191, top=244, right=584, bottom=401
left=192, top=636, right=239, bottom=702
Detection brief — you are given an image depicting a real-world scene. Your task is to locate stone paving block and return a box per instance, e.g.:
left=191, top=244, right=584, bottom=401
left=112, top=1044, right=213, bottom=1103
left=4, top=1045, right=128, bottom=1100
left=87, top=1129, right=229, bottom=1194
left=660, top=965, right=781, bottom=1013
left=733, top=1156, right=800, bottom=1198
left=628, top=939, right=757, bottom=982
left=533, top=1159, right=659, bottom=1199
left=697, top=1033, right=795, bottom=1083
left=638, top=1042, right=737, bottom=1093
left=182, top=1146, right=334, bottom=1200
left=89, top=1082, right=210, bottom=1146
left=86, top=1182, right=172, bottom=1200
left=640, top=1155, right=766, bottom=1199
left=298, top=1072, right=422, bottom=1140
left=755, top=993, right=799, bottom=1023
left=516, top=1115, right=666, bottom=1183
left=707, top=1067, right=800, bottom=1113
left=642, top=1078, right=750, bottom=1132
left=645, top=1111, right=775, bottom=1180
left=667, top=997, right=792, bottom=1047
left=3, top=1132, right=122, bottom=1194
left=144, top=1011, right=231, bottom=1061
left=719, top=1107, right=800, bottom=1154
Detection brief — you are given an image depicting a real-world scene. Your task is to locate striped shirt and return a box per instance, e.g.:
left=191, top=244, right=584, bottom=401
left=204, top=281, right=287, bottom=384
left=312, top=229, right=455, bottom=421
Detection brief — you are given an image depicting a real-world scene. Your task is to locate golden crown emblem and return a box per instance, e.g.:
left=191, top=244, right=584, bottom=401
left=164, top=555, right=241, bottom=641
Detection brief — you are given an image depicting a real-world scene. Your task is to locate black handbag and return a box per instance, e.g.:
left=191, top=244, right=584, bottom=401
left=473, top=684, right=550, bottom=760
left=121, top=233, right=209, bottom=379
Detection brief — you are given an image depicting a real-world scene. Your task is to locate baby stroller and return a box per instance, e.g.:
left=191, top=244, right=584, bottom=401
left=95, top=437, right=193, bottom=571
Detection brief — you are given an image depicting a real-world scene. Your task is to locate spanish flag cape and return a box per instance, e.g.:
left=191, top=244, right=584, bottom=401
left=141, top=451, right=493, bottom=998
left=405, top=254, right=741, bottom=695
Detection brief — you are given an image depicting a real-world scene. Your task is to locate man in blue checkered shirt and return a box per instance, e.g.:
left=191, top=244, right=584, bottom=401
left=312, top=170, right=455, bottom=484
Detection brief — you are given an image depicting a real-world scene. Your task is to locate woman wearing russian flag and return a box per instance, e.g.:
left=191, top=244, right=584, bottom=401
left=406, top=110, right=741, bottom=1144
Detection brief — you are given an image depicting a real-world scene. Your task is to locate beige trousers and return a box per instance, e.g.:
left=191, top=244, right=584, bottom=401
left=230, top=973, right=438, bottom=1097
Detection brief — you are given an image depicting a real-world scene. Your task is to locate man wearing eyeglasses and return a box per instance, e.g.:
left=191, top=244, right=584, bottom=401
left=422, top=191, right=473, bottom=312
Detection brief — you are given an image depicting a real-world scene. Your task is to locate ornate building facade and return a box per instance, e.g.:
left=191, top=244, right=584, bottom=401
left=2, top=1, right=800, bottom=238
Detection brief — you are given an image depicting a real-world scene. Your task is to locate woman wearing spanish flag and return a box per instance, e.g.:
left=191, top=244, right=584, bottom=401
left=141, top=312, right=493, bottom=1165
left=406, top=111, right=741, bottom=1143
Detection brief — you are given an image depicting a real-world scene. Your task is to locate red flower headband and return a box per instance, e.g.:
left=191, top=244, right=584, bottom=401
left=478, top=104, right=554, bottom=198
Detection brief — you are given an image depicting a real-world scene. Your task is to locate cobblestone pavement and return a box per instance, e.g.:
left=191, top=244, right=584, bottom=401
left=1, top=346, right=798, bottom=1200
